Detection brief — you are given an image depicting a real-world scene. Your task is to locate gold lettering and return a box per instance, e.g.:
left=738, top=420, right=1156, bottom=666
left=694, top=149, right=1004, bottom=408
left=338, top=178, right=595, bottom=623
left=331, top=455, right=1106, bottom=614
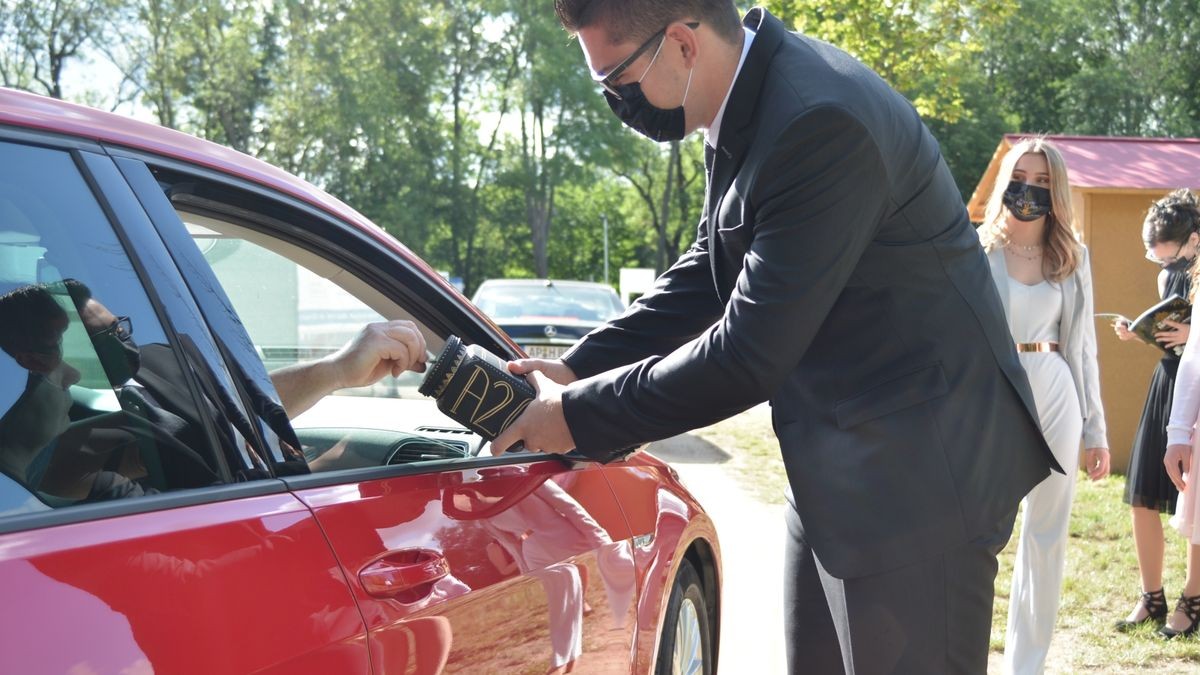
left=499, top=398, right=531, bottom=433
left=449, top=366, right=490, bottom=422
left=475, top=380, right=516, bottom=432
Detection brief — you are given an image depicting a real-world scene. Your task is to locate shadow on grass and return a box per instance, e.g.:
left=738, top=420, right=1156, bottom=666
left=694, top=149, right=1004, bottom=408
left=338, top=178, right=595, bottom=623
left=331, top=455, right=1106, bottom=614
left=646, top=433, right=733, bottom=464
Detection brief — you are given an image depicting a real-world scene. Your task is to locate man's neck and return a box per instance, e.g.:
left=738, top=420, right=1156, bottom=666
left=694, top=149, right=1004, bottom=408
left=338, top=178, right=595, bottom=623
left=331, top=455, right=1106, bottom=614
left=698, top=30, right=747, bottom=132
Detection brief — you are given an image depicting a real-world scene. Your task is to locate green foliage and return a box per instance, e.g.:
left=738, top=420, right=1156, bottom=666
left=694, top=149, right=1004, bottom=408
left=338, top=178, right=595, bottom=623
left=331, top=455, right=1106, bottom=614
left=764, top=0, right=1017, bottom=123
left=0, top=0, right=115, bottom=98
left=20, top=0, right=1200, bottom=280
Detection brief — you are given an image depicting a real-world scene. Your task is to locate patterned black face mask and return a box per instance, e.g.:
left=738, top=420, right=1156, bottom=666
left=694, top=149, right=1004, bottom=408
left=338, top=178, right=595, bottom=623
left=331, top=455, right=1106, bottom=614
left=1002, top=181, right=1052, bottom=222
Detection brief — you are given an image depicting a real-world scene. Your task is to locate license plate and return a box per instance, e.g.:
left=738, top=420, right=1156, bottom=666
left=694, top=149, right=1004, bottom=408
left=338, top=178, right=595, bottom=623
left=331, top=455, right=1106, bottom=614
left=525, top=345, right=569, bottom=358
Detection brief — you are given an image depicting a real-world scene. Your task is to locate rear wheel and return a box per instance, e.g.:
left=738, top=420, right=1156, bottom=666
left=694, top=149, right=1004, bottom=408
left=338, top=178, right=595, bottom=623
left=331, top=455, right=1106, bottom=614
left=655, top=559, right=712, bottom=675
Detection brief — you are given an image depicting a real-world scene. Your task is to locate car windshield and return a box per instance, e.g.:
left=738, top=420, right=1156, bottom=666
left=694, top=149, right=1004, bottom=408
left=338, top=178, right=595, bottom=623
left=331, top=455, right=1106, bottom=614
left=473, top=284, right=623, bottom=322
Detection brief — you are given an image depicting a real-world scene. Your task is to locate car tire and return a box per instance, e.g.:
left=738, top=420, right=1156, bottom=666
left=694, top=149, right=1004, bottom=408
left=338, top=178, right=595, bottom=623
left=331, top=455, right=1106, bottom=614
left=655, top=559, right=712, bottom=675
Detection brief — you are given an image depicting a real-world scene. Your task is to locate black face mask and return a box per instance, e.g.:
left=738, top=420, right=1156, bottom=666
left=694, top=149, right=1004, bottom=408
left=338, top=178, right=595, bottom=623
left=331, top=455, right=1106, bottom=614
left=1164, top=254, right=1196, bottom=274
left=604, top=39, right=693, bottom=143
left=605, top=83, right=687, bottom=142
left=91, top=333, right=141, bottom=387
left=1002, top=180, right=1052, bottom=222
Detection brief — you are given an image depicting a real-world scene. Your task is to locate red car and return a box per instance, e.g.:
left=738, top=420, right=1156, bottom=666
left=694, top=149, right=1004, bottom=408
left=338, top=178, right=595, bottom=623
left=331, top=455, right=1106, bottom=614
left=0, top=88, right=720, bottom=675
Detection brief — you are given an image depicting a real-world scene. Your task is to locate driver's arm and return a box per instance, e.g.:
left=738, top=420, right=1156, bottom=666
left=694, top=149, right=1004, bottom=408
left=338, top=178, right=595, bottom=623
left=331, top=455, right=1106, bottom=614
left=270, top=320, right=427, bottom=418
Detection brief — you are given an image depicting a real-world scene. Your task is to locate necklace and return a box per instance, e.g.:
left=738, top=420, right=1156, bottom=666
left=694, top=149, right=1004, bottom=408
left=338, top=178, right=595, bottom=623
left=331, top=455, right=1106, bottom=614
left=1004, top=244, right=1042, bottom=262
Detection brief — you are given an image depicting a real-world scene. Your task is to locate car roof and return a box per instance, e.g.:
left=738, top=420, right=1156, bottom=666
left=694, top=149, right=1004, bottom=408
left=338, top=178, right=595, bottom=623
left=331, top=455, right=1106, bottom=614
left=0, top=87, right=451, bottom=287
left=476, top=279, right=618, bottom=291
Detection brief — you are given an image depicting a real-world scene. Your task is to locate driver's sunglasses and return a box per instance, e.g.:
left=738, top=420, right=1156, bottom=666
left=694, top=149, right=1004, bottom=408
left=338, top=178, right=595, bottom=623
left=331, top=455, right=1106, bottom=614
left=593, top=22, right=700, bottom=100
left=89, top=315, right=133, bottom=341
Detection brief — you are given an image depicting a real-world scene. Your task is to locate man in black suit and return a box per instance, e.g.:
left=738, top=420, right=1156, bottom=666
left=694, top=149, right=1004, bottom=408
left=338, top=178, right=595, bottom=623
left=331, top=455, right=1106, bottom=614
left=491, top=3, right=1057, bottom=672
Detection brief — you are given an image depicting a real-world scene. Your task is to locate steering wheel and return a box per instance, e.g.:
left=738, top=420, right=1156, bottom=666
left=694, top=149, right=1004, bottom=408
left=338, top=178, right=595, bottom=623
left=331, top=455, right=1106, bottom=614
left=61, top=410, right=222, bottom=490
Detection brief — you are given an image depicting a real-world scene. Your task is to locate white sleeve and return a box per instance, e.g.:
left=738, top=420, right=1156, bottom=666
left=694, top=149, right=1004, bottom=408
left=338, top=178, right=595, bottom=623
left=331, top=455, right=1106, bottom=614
left=1166, top=316, right=1200, bottom=446
left=1077, top=251, right=1108, bottom=449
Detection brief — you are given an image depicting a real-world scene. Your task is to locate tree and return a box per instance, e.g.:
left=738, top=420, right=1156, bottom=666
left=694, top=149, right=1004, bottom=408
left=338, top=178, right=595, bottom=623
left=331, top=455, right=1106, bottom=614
left=1, top=0, right=113, bottom=98
left=765, top=0, right=1016, bottom=123
left=614, top=139, right=705, bottom=273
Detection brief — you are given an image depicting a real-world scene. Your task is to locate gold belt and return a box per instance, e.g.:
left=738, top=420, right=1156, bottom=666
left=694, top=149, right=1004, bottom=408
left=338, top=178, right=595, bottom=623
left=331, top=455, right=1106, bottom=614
left=1015, top=342, right=1059, bottom=353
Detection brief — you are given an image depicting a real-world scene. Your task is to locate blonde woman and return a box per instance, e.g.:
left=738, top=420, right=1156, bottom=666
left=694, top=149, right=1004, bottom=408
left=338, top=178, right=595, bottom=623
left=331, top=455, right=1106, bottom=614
left=980, top=137, right=1110, bottom=674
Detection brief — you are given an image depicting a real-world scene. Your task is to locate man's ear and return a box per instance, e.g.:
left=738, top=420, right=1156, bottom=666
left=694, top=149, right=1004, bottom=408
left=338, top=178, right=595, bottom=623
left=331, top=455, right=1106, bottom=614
left=666, top=21, right=699, bottom=67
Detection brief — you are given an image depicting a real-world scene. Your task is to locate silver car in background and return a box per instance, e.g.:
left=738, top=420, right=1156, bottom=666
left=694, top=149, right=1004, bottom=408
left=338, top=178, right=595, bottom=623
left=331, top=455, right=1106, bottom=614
left=471, top=279, right=625, bottom=359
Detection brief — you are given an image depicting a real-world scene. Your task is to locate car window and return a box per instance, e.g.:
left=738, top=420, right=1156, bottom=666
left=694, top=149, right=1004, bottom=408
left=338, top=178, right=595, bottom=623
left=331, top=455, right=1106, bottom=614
left=180, top=211, right=483, bottom=471
left=473, top=283, right=624, bottom=322
left=0, top=142, right=232, bottom=517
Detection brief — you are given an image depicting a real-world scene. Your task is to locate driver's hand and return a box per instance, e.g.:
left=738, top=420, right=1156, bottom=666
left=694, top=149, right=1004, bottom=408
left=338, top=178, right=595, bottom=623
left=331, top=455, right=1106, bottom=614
left=330, top=320, right=427, bottom=389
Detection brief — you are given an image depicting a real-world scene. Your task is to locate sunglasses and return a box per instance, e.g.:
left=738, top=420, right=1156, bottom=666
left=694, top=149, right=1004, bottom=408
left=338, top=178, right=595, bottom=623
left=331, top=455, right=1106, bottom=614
left=593, top=22, right=700, bottom=100
left=89, top=315, right=133, bottom=341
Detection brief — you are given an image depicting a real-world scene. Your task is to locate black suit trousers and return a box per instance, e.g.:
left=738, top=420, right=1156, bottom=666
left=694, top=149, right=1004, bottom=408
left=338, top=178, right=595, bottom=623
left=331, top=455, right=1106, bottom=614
left=784, top=502, right=1017, bottom=674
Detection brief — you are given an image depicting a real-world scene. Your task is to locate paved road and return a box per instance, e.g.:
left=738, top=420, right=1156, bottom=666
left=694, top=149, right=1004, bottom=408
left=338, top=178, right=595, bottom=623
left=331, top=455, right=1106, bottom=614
left=647, top=434, right=788, bottom=674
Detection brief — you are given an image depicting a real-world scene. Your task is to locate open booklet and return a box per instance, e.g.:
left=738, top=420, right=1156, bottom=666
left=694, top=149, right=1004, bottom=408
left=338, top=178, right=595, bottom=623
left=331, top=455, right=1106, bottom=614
left=1097, top=294, right=1192, bottom=356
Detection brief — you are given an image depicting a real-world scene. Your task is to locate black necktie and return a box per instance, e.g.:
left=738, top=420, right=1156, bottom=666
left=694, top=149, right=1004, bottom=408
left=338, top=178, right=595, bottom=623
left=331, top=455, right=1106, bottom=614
left=704, top=143, right=715, bottom=181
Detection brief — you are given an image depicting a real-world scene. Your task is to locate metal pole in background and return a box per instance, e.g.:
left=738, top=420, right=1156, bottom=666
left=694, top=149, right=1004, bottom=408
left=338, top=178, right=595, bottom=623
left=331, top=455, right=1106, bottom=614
left=602, top=213, right=610, bottom=286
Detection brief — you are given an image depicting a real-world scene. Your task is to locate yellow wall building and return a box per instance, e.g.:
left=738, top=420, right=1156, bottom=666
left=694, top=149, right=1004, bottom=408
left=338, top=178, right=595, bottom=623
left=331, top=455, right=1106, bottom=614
left=969, top=134, right=1200, bottom=472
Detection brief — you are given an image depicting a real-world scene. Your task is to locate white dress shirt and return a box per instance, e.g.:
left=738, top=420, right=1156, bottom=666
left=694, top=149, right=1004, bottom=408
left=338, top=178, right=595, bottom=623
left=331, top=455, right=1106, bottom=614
left=705, top=26, right=756, bottom=151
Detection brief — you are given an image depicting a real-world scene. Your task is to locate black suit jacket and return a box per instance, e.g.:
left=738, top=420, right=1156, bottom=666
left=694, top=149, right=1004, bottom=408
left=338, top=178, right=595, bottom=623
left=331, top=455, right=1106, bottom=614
left=562, top=9, right=1056, bottom=578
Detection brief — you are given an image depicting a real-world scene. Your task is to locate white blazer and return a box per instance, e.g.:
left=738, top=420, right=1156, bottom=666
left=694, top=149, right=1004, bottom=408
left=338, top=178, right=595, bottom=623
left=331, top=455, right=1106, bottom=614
left=987, top=245, right=1109, bottom=449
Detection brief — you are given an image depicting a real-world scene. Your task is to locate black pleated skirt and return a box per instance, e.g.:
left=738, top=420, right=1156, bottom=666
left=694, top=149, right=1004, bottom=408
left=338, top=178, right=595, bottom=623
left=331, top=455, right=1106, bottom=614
left=1124, top=357, right=1181, bottom=512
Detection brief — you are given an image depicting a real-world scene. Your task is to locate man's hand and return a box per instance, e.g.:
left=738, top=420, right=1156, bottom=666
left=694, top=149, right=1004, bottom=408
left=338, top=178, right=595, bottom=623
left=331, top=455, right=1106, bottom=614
left=272, top=320, right=427, bottom=418
left=1155, top=319, right=1190, bottom=349
left=328, top=320, right=427, bottom=389
left=1083, top=447, right=1110, bottom=481
left=489, top=370, right=576, bottom=456
left=506, top=358, right=578, bottom=386
left=1165, top=443, right=1193, bottom=492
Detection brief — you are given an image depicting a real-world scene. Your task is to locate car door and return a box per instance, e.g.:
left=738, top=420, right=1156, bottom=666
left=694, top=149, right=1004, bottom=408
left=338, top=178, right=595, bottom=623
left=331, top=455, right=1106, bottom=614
left=115, top=151, right=642, bottom=674
left=0, top=136, right=369, bottom=673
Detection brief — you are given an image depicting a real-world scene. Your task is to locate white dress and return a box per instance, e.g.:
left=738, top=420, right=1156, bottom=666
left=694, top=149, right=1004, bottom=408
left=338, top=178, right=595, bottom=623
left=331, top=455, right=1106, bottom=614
left=1167, top=305, right=1200, bottom=542
left=1003, top=278, right=1084, bottom=675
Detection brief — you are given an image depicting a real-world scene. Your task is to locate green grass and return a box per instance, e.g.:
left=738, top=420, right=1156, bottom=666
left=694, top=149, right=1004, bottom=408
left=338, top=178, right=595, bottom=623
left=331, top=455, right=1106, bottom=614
left=693, top=408, right=1200, bottom=672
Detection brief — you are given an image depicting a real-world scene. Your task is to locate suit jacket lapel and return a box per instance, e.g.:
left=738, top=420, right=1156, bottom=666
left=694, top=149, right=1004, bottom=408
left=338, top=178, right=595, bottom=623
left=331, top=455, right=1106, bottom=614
left=707, top=8, right=785, bottom=291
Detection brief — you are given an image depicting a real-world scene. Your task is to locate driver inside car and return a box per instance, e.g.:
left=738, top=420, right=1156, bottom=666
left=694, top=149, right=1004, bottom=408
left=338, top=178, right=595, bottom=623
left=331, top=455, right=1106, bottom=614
left=0, top=279, right=429, bottom=505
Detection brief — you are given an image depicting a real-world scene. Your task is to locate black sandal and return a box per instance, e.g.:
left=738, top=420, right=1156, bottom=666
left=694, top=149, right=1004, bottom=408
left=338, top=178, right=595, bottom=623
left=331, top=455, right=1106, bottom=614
left=1159, top=593, right=1200, bottom=639
left=1115, top=588, right=1168, bottom=632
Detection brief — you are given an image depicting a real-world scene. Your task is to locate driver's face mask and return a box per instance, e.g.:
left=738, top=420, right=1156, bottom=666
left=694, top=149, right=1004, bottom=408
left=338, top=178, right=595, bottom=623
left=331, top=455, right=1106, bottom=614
left=90, top=332, right=141, bottom=388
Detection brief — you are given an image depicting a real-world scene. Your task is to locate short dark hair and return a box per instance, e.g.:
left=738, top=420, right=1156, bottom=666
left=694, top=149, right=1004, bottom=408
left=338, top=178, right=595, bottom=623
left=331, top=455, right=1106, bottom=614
left=554, top=0, right=742, bottom=45
left=1143, top=188, right=1200, bottom=247
left=0, top=284, right=68, bottom=356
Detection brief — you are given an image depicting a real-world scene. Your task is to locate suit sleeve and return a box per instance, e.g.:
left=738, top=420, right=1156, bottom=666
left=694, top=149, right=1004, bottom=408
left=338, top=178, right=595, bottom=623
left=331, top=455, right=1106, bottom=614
left=561, top=207, right=725, bottom=379
left=1078, top=247, right=1109, bottom=449
left=562, top=106, right=889, bottom=459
